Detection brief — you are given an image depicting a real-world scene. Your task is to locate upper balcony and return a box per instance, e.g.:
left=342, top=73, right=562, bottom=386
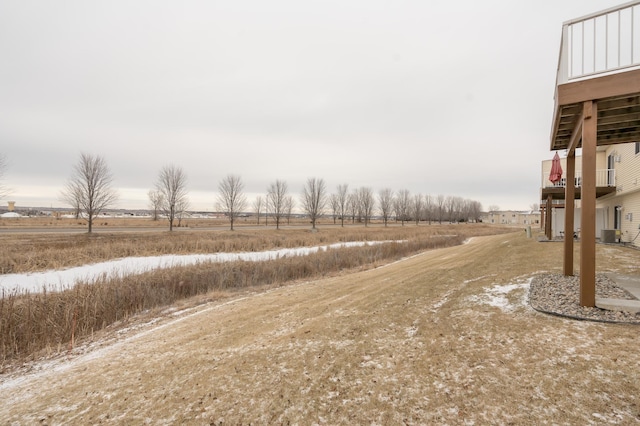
left=551, top=1, right=640, bottom=151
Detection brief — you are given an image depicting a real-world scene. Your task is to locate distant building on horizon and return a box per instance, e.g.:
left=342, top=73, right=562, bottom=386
left=482, top=210, right=540, bottom=226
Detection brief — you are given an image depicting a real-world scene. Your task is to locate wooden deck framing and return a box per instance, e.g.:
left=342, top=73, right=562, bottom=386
left=551, top=70, right=640, bottom=307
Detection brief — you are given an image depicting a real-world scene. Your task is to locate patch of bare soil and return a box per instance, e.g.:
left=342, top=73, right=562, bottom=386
left=1, top=232, right=639, bottom=424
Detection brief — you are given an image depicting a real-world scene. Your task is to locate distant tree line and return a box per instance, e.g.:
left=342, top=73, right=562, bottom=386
left=1, top=152, right=484, bottom=233
left=220, top=178, right=484, bottom=231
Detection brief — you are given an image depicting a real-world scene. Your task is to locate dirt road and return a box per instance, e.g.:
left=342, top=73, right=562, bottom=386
left=1, top=232, right=639, bottom=424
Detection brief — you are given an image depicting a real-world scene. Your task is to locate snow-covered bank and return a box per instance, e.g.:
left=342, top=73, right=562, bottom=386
left=0, top=241, right=401, bottom=294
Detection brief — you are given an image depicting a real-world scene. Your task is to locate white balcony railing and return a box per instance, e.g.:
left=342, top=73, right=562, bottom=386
left=542, top=169, right=616, bottom=188
left=557, top=1, right=640, bottom=84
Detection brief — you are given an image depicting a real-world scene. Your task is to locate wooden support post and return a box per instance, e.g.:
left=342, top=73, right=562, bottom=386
left=564, top=151, right=576, bottom=276
left=545, top=195, right=552, bottom=240
left=580, top=100, right=597, bottom=307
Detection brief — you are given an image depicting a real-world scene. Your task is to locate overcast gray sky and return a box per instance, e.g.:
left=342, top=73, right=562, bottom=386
left=0, top=0, right=625, bottom=211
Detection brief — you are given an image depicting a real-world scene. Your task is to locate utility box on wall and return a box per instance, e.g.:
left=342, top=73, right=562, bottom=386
left=601, top=229, right=617, bottom=243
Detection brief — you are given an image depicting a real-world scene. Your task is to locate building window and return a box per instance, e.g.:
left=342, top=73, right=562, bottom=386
left=636, top=142, right=640, bottom=155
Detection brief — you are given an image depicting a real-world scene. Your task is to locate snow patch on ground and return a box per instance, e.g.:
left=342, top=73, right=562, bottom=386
left=429, top=275, right=497, bottom=313
left=405, top=325, right=418, bottom=338
left=468, top=278, right=532, bottom=312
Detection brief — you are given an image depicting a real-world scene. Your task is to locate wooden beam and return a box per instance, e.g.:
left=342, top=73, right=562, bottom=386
left=580, top=100, right=597, bottom=307
left=564, top=151, right=576, bottom=276
left=557, top=68, right=640, bottom=106
left=549, top=93, right=563, bottom=151
left=597, top=99, right=640, bottom=115
left=545, top=195, right=553, bottom=240
left=567, top=111, right=584, bottom=155
left=598, top=133, right=640, bottom=144
left=598, top=121, right=640, bottom=132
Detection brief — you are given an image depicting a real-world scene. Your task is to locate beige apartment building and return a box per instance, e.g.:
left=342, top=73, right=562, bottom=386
left=540, top=141, right=640, bottom=247
left=483, top=210, right=540, bottom=226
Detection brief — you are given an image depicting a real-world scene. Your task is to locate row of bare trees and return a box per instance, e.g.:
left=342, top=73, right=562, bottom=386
left=326, top=187, right=483, bottom=227
left=59, top=155, right=192, bottom=233
left=244, top=180, right=483, bottom=230
left=20, top=152, right=483, bottom=233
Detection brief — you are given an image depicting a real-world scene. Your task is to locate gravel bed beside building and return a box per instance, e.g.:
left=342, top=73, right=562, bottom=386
left=530, top=273, right=640, bottom=324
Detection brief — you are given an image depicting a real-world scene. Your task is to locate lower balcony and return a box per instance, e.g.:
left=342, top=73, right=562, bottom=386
left=540, top=169, right=616, bottom=202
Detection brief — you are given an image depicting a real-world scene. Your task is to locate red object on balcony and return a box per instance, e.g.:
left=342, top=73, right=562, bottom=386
left=549, top=152, right=563, bottom=184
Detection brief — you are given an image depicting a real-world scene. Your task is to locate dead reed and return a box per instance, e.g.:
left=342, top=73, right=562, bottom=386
left=0, top=225, right=497, bottom=274
left=0, top=224, right=513, bottom=363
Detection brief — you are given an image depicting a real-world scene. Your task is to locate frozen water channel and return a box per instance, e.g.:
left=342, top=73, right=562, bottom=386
left=0, top=241, right=399, bottom=294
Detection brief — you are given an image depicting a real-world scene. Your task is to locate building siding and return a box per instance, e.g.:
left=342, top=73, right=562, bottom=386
left=542, top=142, right=640, bottom=247
left=606, top=143, right=640, bottom=197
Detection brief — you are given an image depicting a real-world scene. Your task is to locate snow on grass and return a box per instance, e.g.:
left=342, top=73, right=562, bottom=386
left=468, top=278, right=533, bottom=312
left=405, top=325, right=418, bottom=338
left=429, top=274, right=497, bottom=313
left=0, top=240, right=402, bottom=293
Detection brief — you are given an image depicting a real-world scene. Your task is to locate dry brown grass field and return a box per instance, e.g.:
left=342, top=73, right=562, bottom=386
left=0, top=220, right=497, bottom=274
left=0, top=223, right=510, bottom=363
left=0, top=215, right=232, bottom=228
left=0, top=214, right=344, bottom=230
left=1, top=225, right=639, bottom=424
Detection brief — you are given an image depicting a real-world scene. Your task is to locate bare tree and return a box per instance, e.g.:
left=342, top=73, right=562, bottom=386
left=176, top=198, right=189, bottom=227
left=155, top=164, right=189, bottom=231
left=469, top=200, right=483, bottom=222
left=436, top=194, right=446, bottom=224
left=301, top=177, right=327, bottom=229
left=253, top=196, right=263, bottom=225
left=423, top=194, right=433, bottom=224
left=357, top=187, right=375, bottom=227
left=336, top=184, right=349, bottom=227
left=267, top=179, right=288, bottom=229
left=446, top=196, right=459, bottom=222
left=285, top=195, right=295, bottom=225
left=329, top=194, right=339, bottom=224
left=60, top=181, right=82, bottom=219
left=216, top=174, right=247, bottom=231
left=378, top=188, right=394, bottom=227
left=488, top=205, right=500, bottom=213
left=348, top=192, right=358, bottom=224
left=148, top=189, right=164, bottom=221
left=459, top=199, right=470, bottom=222
left=395, top=189, right=411, bottom=225
left=412, top=193, right=424, bottom=225
left=60, top=153, right=118, bottom=233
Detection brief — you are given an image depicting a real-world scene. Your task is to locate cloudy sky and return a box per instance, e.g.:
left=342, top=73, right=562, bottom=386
left=0, top=0, right=625, bottom=211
